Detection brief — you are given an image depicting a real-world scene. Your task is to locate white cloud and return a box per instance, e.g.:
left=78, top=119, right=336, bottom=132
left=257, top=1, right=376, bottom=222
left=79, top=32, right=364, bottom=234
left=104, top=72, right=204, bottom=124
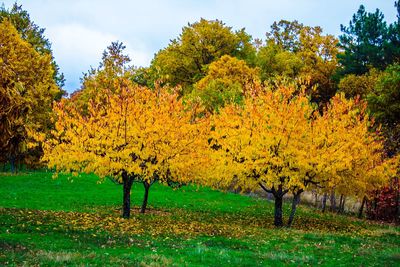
left=45, top=23, right=151, bottom=91
left=47, top=23, right=117, bottom=67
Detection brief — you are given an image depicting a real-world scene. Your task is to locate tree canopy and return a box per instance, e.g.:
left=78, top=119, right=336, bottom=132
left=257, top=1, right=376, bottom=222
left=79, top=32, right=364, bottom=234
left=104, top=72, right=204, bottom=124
left=338, top=4, right=400, bottom=76
left=150, top=18, right=255, bottom=92
left=206, top=86, right=396, bottom=226
left=0, top=3, right=65, bottom=92
left=43, top=85, right=210, bottom=217
left=0, top=19, right=61, bottom=170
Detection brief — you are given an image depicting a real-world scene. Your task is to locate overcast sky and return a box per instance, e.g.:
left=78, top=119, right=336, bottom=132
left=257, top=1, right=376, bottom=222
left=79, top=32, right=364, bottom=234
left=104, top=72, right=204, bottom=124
left=2, top=0, right=398, bottom=93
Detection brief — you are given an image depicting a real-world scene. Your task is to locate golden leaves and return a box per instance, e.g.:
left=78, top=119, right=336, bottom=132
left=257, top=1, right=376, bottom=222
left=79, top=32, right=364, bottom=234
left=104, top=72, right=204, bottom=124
left=3, top=207, right=392, bottom=239
left=206, top=87, right=396, bottom=197
left=0, top=19, right=60, bottom=163
left=43, top=85, right=210, bottom=186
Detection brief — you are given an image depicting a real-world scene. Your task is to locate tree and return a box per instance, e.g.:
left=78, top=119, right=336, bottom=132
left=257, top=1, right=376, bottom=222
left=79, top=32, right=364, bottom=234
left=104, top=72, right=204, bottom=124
left=151, top=18, right=255, bottom=93
left=0, top=3, right=65, bottom=92
left=338, top=4, right=400, bottom=76
left=206, top=86, right=395, bottom=227
left=42, top=86, right=209, bottom=218
left=71, top=41, right=134, bottom=114
left=314, top=95, right=396, bottom=215
left=266, top=20, right=303, bottom=52
left=366, top=176, right=400, bottom=223
left=207, top=87, right=316, bottom=227
left=0, top=19, right=61, bottom=172
left=338, top=68, right=381, bottom=98
left=367, top=64, right=400, bottom=126
left=257, top=20, right=339, bottom=104
left=256, top=42, right=304, bottom=81
left=384, top=1, right=400, bottom=66
left=297, top=26, right=339, bottom=103
left=190, top=55, right=260, bottom=113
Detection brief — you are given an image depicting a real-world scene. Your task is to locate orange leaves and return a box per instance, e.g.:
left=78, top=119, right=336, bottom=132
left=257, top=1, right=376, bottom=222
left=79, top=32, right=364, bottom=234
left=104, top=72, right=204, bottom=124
left=206, top=86, right=397, bottom=197
left=207, top=87, right=315, bottom=192
left=43, top=85, right=210, bottom=186
left=1, top=207, right=383, bottom=238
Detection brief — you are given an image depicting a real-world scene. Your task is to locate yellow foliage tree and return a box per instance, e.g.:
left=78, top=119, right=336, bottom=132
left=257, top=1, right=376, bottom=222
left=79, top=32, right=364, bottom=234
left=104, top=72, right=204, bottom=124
left=43, top=86, right=209, bottom=218
left=312, top=95, right=397, bottom=213
left=0, top=19, right=60, bottom=171
left=70, top=41, right=134, bottom=114
left=206, top=86, right=396, bottom=227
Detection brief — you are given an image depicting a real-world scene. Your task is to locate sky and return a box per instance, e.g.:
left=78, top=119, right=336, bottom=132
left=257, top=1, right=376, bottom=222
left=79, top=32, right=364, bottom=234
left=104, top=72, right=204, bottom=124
left=1, top=0, right=398, bottom=94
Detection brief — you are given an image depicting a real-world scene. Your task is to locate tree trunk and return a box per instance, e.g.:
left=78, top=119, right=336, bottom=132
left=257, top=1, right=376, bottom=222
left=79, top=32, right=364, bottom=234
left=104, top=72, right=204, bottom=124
left=10, top=156, right=15, bottom=174
left=358, top=196, right=367, bottom=218
left=395, top=178, right=400, bottom=224
left=259, top=183, right=287, bottom=227
left=340, top=196, right=346, bottom=213
left=337, top=194, right=344, bottom=213
left=330, top=190, right=336, bottom=212
left=322, top=193, right=328, bottom=212
left=314, top=191, right=318, bottom=208
left=122, top=172, right=134, bottom=218
left=288, top=190, right=303, bottom=227
left=140, top=181, right=151, bottom=214
left=274, top=194, right=284, bottom=227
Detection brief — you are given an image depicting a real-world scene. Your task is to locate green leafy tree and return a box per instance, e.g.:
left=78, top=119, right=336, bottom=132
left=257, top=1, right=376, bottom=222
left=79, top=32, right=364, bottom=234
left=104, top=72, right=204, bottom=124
left=338, top=4, right=400, bottom=76
left=367, top=64, right=400, bottom=125
left=151, top=19, right=256, bottom=93
left=257, top=20, right=339, bottom=104
left=256, top=42, right=303, bottom=81
left=190, top=55, right=260, bottom=113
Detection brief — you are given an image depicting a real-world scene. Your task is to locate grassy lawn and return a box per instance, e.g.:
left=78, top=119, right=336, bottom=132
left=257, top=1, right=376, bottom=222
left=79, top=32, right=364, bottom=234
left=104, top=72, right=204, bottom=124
left=0, top=172, right=399, bottom=266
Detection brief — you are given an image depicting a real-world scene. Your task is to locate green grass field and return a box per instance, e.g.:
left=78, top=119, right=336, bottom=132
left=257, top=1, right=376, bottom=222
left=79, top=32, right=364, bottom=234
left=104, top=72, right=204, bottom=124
left=0, top=172, right=399, bottom=266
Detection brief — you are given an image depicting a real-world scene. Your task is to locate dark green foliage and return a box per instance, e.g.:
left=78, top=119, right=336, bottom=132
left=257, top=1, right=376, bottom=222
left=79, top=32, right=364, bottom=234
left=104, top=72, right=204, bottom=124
left=385, top=1, right=400, bottom=65
left=338, top=4, right=400, bottom=76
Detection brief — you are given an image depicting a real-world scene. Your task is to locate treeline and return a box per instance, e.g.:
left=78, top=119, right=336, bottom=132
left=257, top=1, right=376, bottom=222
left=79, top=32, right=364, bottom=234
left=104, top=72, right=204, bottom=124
left=1, top=2, right=399, bottom=224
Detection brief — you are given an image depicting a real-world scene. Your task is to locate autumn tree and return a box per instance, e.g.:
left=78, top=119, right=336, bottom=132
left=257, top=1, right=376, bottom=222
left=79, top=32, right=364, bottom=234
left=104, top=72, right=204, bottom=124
left=71, top=41, right=134, bottom=113
left=43, top=86, right=209, bottom=218
left=206, top=86, right=395, bottom=227
left=206, top=87, right=315, bottom=226
left=257, top=20, right=339, bottom=104
left=0, top=3, right=65, bottom=92
left=0, top=19, right=61, bottom=172
left=150, top=18, right=255, bottom=93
